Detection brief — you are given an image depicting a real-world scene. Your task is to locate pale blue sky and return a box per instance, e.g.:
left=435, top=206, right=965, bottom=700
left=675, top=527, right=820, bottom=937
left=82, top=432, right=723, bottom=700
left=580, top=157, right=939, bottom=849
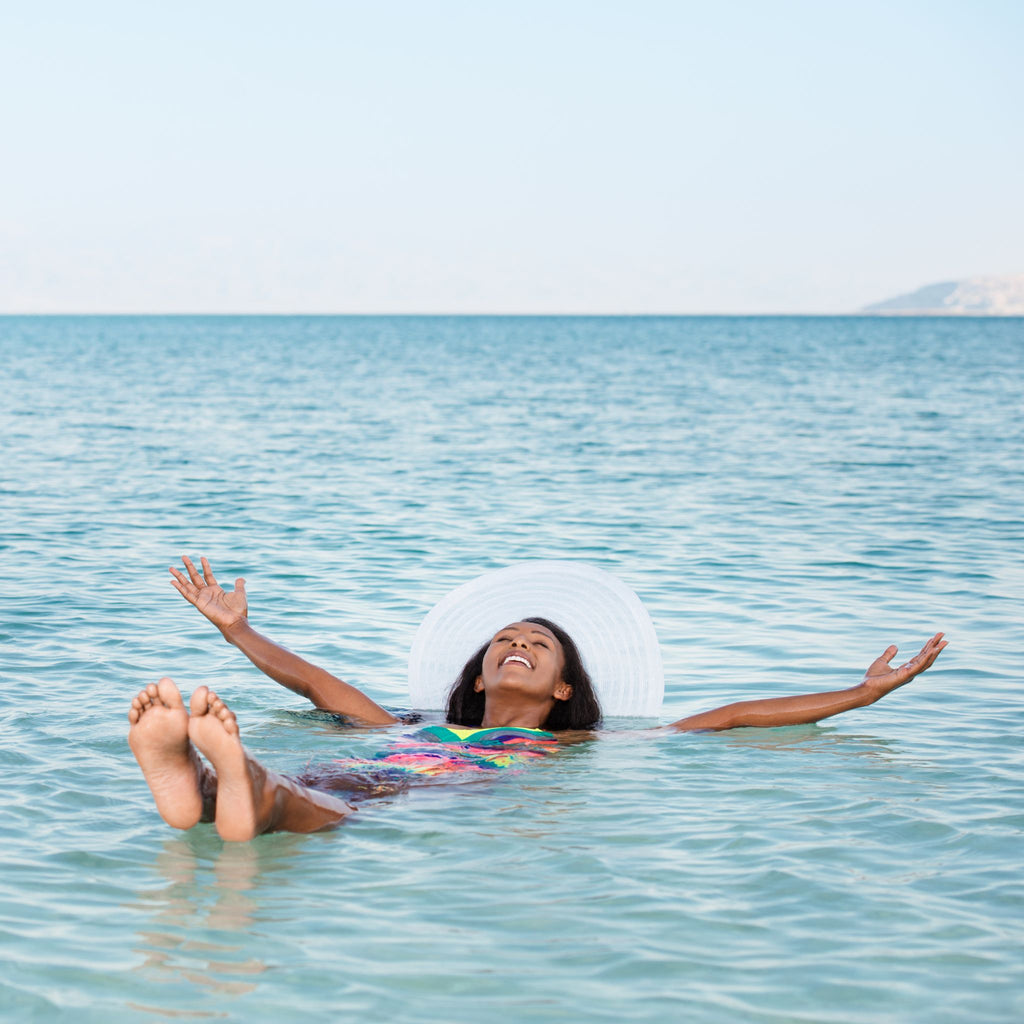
left=2, top=0, right=1021, bottom=312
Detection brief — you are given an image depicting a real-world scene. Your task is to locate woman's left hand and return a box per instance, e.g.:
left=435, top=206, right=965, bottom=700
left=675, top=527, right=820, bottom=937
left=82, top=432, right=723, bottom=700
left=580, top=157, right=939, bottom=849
left=861, top=632, right=947, bottom=700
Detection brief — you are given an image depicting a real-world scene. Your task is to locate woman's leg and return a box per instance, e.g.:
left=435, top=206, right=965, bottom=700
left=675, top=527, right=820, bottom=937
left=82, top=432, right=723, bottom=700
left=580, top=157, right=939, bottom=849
left=188, top=685, right=354, bottom=840
left=128, top=678, right=215, bottom=828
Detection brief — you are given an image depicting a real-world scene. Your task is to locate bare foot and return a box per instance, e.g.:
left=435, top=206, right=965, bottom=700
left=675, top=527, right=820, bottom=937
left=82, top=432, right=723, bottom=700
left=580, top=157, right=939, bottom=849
left=189, top=686, right=355, bottom=840
left=188, top=686, right=265, bottom=841
left=128, top=678, right=204, bottom=829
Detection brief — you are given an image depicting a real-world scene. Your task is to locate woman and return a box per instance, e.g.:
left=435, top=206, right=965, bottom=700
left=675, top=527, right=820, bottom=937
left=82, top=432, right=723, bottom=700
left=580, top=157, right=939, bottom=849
left=128, top=557, right=947, bottom=841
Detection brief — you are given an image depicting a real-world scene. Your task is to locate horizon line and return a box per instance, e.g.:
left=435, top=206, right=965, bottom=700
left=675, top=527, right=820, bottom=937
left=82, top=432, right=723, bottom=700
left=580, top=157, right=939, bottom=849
left=1, top=310, right=1020, bottom=318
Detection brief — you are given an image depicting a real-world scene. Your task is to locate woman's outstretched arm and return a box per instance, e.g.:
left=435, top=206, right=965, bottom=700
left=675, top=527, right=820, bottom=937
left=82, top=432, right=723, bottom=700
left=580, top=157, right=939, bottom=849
left=667, top=633, right=947, bottom=732
left=169, top=556, right=399, bottom=725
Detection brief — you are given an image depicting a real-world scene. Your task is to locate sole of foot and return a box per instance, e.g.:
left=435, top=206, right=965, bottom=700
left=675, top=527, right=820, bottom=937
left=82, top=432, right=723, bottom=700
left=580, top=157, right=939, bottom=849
left=128, top=678, right=203, bottom=830
left=188, top=686, right=262, bottom=842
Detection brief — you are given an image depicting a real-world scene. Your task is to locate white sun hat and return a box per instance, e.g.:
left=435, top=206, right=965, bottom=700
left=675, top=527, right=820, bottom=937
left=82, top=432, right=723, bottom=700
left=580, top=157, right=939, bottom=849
left=408, top=561, right=664, bottom=718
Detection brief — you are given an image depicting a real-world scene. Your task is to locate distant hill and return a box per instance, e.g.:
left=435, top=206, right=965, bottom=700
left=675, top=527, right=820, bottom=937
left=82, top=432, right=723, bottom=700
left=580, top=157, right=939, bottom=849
left=863, top=274, right=1024, bottom=314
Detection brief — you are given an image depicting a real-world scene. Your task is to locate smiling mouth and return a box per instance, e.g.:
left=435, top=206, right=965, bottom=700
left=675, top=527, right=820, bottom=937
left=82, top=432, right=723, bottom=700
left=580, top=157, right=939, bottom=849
left=500, top=653, right=532, bottom=669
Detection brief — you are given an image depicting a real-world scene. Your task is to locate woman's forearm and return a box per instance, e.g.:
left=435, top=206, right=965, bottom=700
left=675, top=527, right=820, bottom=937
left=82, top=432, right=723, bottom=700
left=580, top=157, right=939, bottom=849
left=220, top=620, right=397, bottom=724
left=669, top=684, right=873, bottom=732
left=668, top=634, right=947, bottom=733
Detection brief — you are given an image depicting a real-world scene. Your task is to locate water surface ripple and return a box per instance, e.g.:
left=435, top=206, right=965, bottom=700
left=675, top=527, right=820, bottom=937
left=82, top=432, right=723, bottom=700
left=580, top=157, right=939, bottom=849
left=0, top=315, right=1021, bottom=1021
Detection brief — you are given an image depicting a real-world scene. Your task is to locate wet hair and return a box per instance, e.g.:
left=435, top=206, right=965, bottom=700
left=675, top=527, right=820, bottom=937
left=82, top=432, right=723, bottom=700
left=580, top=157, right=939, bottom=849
left=445, top=616, right=601, bottom=731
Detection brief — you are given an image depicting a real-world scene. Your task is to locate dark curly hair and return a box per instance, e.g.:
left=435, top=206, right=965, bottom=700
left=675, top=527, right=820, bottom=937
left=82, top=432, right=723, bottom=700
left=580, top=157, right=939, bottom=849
left=445, top=617, right=601, bottom=731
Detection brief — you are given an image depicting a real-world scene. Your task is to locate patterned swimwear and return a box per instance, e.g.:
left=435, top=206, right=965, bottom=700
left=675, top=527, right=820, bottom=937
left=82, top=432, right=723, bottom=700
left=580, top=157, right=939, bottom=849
left=330, top=725, right=559, bottom=782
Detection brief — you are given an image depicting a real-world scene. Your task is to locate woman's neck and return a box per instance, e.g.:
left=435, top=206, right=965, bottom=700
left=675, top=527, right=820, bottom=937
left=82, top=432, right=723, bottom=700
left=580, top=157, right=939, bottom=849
left=479, top=695, right=553, bottom=730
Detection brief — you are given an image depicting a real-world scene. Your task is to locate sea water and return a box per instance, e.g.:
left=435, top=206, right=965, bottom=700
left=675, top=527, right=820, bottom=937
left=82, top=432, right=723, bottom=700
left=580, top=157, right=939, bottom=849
left=0, top=315, right=1021, bottom=1022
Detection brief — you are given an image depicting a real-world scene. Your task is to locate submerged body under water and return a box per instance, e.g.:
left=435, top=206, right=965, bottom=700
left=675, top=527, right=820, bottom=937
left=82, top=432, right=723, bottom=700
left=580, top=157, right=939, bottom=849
left=1, top=314, right=1022, bottom=1022
left=295, top=723, right=561, bottom=801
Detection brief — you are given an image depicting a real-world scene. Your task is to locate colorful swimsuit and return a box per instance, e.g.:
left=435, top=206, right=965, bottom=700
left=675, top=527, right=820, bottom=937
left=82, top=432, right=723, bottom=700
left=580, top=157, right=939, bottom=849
left=329, top=725, right=559, bottom=786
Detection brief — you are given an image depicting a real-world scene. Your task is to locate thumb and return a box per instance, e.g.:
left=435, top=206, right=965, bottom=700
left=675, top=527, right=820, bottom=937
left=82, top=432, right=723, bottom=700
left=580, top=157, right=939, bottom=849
left=866, top=646, right=898, bottom=676
left=235, top=578, right=247, bottom=598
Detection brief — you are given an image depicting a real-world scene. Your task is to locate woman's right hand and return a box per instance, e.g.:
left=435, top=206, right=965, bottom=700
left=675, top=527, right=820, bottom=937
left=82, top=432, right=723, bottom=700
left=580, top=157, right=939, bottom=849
left=169, top=554, right=397, bottom=723
left=169, top=556, right=248, bottom=635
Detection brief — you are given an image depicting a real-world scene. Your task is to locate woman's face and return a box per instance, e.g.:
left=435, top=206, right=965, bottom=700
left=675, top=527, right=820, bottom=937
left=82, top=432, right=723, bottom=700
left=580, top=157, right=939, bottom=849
left=475, top=621, right=571, bottom=703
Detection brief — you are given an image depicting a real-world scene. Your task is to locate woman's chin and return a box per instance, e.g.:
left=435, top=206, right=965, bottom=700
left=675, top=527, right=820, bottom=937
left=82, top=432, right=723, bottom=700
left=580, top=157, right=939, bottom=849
left=485, top=675, right=552, bottom=702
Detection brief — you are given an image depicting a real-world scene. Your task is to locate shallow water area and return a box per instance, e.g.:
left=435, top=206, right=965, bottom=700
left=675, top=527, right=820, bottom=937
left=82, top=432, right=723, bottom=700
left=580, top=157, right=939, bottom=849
left=1, top=315, right=1022, bottom=1021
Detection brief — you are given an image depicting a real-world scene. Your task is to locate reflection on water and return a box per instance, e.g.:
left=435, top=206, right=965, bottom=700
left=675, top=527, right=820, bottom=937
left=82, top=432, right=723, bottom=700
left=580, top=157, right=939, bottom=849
left=130, top=836, right=275, bottom=1002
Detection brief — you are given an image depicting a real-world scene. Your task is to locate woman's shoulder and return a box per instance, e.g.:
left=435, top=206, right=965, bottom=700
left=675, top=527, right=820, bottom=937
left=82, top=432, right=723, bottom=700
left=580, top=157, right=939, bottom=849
left=546, top=728, right=597, bottom=745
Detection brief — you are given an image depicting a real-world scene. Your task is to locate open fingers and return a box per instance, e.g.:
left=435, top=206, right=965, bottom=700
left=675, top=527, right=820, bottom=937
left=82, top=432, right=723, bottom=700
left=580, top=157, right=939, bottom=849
left=182, top=555, right=205, bottom=587
left=914, top=633, right=947, bottom=670
left=201, top=557, right=218, bottom=587
left=897, top=633, right=947, bottom=676
left=168, top=565, right=190, bottom=587
left=169, top=566, right=199, bottom=603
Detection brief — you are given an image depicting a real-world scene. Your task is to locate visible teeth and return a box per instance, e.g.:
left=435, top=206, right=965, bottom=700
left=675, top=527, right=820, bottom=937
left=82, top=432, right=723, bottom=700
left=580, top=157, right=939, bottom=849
left=502, top=654, right=531, bottom=668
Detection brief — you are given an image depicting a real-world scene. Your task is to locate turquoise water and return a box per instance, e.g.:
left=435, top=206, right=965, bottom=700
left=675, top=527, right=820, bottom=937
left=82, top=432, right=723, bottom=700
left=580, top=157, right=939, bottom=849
left=1, top=315, right=1022, bottom=1022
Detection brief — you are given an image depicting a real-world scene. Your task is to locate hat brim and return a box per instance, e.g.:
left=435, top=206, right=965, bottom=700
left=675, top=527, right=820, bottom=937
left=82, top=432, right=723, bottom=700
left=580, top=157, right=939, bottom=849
left=408, top=562, right=664, bottom=718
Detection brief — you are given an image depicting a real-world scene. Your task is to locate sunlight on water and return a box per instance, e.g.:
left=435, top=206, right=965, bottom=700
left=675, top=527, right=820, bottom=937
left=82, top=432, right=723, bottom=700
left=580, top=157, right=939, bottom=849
left=0, top=315, right=1022, bottom=1021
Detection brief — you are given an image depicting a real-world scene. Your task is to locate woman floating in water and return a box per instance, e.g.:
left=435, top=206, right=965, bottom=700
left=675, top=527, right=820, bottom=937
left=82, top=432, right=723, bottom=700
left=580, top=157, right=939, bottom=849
left=128, top=556, right=947, bottom=841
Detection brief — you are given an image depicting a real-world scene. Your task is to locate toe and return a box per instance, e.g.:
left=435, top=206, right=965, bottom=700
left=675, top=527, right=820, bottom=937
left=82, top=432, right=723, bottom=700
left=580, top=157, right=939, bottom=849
left=155, top=677, right=184, bottom=709
left=189, top=686, right=211, bottom=716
